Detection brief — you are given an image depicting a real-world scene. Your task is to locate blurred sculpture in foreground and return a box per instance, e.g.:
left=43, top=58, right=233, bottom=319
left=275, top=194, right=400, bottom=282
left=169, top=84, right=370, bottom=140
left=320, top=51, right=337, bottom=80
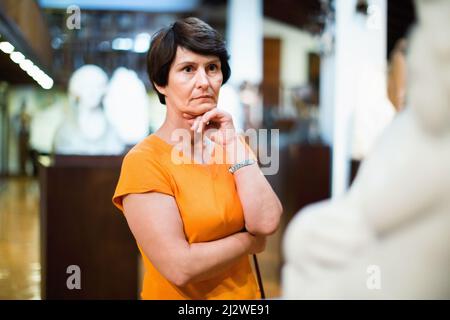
left=54, top=65, right=125, bottom=155
left=282, top=0, right=450, bottom=299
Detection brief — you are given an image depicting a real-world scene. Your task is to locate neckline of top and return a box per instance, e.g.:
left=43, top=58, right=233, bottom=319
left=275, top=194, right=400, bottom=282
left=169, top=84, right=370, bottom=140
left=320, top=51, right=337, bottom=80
left=149, top=133, right=222, bottom=167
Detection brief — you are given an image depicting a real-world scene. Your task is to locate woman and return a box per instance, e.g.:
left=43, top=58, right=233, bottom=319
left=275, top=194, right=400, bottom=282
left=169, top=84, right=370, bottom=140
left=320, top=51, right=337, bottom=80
left=112, top=17, right=283, bottom=300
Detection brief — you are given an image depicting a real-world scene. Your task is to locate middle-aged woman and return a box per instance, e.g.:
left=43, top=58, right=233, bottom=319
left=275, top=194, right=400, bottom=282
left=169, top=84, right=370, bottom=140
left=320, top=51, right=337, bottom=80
left=113, top=17, right=283, bottom=300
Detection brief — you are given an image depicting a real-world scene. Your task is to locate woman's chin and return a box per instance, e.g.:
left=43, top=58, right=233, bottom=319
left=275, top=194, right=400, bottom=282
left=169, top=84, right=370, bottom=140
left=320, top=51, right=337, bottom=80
left=193, top=102, right=217, bottom=114
left=181, top=102, right=216, bottom=117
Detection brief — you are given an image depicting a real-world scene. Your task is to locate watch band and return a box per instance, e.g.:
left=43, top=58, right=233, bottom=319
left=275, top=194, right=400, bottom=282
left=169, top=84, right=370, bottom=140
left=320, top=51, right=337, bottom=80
left=228, top=159, right=256, bottom=174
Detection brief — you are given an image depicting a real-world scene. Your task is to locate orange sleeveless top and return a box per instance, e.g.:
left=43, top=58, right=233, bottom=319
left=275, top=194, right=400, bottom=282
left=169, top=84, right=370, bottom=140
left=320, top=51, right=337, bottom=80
left=112, top=134, right=260, bottom=300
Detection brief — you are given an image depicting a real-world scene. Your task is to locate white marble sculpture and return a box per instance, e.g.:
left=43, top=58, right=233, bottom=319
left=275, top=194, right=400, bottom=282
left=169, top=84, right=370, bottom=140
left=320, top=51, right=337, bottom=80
left=282, top=0, right=450, bottom=299
left=103, top=67, right=151, bottom=146
left=53, top=65, right=125, bottom=155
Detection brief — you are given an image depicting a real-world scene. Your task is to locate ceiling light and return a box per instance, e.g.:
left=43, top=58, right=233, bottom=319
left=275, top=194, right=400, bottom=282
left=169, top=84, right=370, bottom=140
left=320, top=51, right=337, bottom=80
left=10, top=51, right=25, bottom=64
left=133, top=33, right=150, bottom=53
left=112, top=38, right=133, bottom=51
left=0, top=41, right=14, bottom=54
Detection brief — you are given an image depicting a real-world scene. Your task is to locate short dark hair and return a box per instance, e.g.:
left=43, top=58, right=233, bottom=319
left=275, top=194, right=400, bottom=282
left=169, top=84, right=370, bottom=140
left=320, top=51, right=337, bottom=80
left=147, top=17, right=231, bottom=105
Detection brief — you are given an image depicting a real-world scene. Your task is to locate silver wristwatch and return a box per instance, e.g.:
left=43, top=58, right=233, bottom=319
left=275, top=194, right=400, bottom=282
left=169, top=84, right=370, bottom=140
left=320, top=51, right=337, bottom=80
left=228, top=159, right=256, bottom=174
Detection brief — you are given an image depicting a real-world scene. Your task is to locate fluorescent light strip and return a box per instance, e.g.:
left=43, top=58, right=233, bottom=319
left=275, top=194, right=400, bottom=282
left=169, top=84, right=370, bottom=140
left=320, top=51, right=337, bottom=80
left=10, top=51, right=25, bottom=63
left=0, top=38, right=54, bottom=89
left=0, top=41, right=15, bottom=54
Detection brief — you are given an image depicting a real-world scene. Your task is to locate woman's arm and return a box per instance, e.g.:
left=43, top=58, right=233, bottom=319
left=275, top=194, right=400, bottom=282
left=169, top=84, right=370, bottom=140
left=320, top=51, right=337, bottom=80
left=189, top=109, right=283, bottom=236
left=123, top=192, right=265, bottom=287
left=228, top=136, right=283, bottom=236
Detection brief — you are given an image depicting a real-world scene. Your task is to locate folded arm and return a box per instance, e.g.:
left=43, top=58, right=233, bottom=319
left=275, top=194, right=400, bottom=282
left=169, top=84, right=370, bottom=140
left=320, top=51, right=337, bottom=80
left=123, top=192, right=265, bottom=287
left=229, top=136, right=283, bottom=236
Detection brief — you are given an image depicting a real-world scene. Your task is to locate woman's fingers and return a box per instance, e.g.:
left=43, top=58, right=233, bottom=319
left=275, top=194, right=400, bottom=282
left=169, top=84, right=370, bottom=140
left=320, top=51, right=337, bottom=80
left=191, top=116, right=203, bottom=131
left=187, top=108, right=233, bottom=135
left=197, top=110, right=214, bottom=133
left=198, top=109, right=222, bottom=133
left=197, top=119, right=207, bottom=133
left=186, top=108, right=232, bottom=132
left=201, top=109, right=220, bottom=125
left=189, top=117, right=196, bottom=130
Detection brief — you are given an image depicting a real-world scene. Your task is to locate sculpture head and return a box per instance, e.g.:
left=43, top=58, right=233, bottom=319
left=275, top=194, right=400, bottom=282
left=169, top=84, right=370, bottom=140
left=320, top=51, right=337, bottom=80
left=68, top=65, right=109, bottom=110
left=407, top=0, right=450, bottom=135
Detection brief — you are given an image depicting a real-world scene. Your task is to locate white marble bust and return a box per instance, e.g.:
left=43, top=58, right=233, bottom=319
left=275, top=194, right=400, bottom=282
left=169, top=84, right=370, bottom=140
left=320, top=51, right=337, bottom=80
left=282, top=0, right=450, bottom=299
left=54, top=65, right=125, bottom=155
left=103, top=67, right=151, bottom=146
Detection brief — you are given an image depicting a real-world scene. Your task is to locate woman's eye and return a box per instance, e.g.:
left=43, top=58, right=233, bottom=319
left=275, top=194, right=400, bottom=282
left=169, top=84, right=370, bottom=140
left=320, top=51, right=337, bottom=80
left=208, top=64, right=218, bottom=72
left=183, top=66, right=193, bottom=72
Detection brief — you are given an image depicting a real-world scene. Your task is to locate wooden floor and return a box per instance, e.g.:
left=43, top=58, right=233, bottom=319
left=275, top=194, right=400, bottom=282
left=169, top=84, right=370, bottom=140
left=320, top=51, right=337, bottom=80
left=0, top=177, right=283, bottom=299
left=0, top=177, right=41, bottom=299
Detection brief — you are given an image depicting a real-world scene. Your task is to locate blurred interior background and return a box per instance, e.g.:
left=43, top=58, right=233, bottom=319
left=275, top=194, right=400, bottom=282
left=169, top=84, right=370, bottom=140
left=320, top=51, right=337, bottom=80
left=0, top=0, right=417, bottom=299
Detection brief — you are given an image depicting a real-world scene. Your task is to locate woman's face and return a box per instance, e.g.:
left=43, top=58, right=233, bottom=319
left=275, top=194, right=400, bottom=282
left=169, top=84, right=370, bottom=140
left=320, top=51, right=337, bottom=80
left=156, top=46, right=223, bottom=117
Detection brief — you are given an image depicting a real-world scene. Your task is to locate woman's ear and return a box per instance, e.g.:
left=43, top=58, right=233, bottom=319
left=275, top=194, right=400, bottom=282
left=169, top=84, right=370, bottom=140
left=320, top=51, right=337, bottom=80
left=154, top=83, right=166, bottom=96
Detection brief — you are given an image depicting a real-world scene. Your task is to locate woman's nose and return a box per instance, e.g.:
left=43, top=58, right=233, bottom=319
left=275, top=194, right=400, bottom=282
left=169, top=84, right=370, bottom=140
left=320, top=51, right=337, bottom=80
left=195, top=68, right=209, bottom=89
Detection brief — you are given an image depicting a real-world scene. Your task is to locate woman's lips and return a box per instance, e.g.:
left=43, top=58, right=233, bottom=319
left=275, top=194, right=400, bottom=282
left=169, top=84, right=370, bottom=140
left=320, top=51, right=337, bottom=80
left=193, top=95, right=213, bottom=100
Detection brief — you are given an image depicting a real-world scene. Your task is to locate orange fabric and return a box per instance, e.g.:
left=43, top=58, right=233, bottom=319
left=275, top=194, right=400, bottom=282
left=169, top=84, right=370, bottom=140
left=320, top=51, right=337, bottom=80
left=112, top=134, right=260, bottom=300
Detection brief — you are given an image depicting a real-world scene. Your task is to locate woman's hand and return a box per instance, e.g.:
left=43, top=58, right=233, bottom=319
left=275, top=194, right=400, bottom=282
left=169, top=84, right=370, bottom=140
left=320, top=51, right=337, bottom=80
left=247, top=233, right=266, bottom=255
left=234, top=231, right=266, bottom=255
left=183, top=108, right=237, bottom=146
